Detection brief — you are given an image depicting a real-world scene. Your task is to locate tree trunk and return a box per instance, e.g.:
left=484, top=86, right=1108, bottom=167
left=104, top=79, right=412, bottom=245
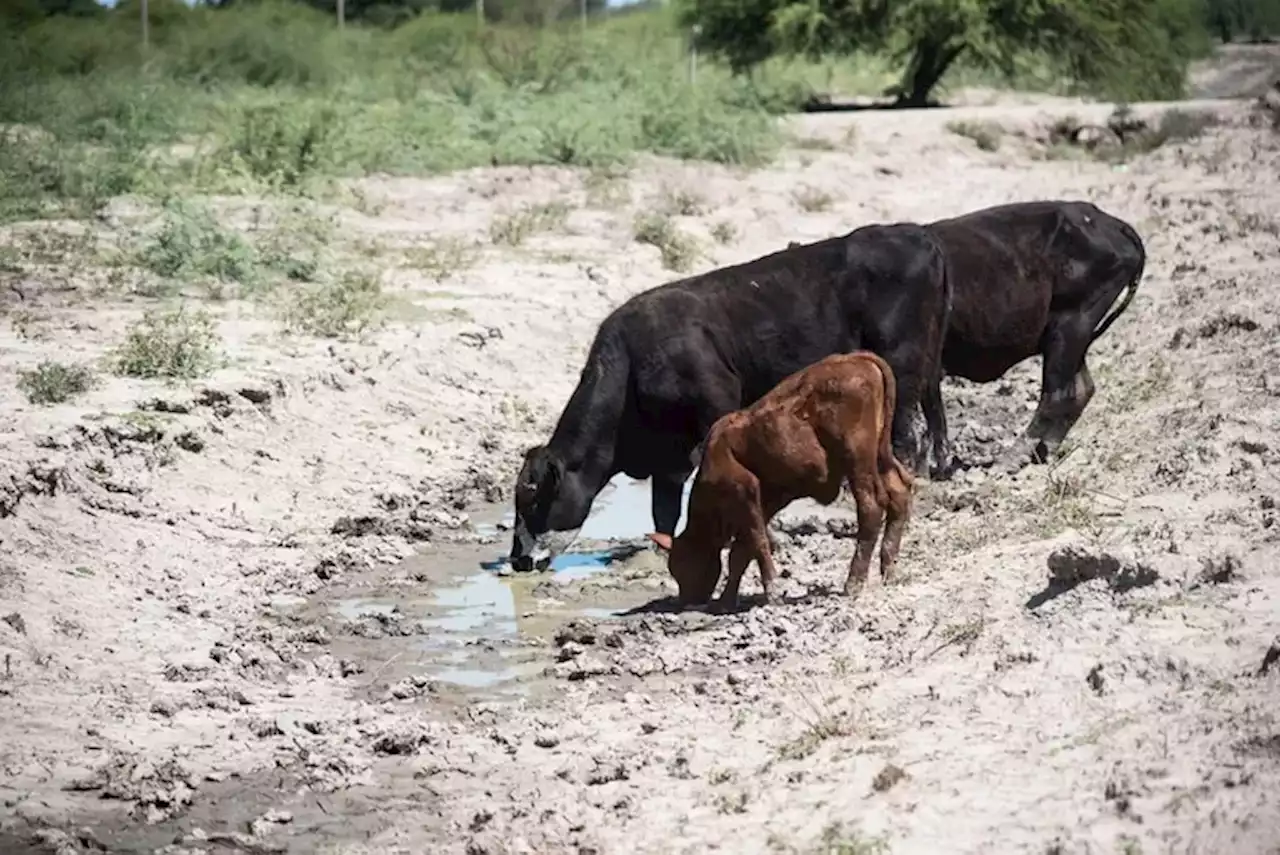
left=897, top=39, right=966, bottom=108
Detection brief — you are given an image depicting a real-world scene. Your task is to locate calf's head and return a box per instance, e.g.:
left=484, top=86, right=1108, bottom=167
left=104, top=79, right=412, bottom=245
left=509, top=444, right=591, bottom=571
left=665, top=529, right=723, bottom=605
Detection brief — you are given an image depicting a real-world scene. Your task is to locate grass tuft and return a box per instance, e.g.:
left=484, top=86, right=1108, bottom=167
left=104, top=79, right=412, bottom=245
left=490, top=201, right=571, bottom=247
left=17, top=360, right=98, bottom=405
left=945, top=119, right=1004, bottom=152
left=633, top=211, right=700, bottom=272
left=283, top=269, right=387, bottom=338
left=112, top=306, right=221, bottom=380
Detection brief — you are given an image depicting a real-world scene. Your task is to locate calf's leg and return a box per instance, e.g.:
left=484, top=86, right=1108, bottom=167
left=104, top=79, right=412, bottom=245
left=716, top=496, right=783, bottom=611
left=843, top=470, right=886, bottom=600
left=717, top=537, right=754, bottom=613
left=877, top=463, right=914, bottom=584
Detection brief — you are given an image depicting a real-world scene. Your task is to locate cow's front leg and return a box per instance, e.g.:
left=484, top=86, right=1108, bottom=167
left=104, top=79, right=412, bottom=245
left=650, top=470, right=687, bottom=543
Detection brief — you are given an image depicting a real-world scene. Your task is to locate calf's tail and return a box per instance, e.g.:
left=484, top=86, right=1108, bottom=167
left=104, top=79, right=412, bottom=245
left=1089, top=218, right=1146, bottom=344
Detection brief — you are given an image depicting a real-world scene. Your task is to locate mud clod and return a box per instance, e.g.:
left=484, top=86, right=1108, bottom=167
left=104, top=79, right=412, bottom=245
left=871, top=763, right=908, bottom=793
left=1044, top=543, right=1159, bottom=593
left=2, top=612, right=27, bottom=635
left=1193, top=554, right=1241, bottom=587
left=1259, top=639, right=1280, bottom=677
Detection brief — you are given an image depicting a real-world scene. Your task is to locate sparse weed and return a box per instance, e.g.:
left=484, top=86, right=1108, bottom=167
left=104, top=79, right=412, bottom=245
left=403, top=238, right=478, bottom=282
left=112, top=305, right=221, bottom=380
left=9, top=309, right=52, bottom=341
left=490, top=201, right=571, bottom=247
left=283, top=270, right=387, bottom=338
left=793, top=134, right=839, bottom=151
left=776, top=710, right=854, bottom=761
left=633, top=212, right=700, bottom=272
left=716, top=790, right=749, bottom=814
left=17, top=361, right=98, bottom=405
left=661, top=185, right=707, bottom=216
left=710, top=220, right=738, bottom=244
left=793, top=185, right=836, bottom=212
left=946, top=119, right=1004, bottom=152
left=582, top=166, right=631, bottom=208
left=811, top=822, right=891, bottom=855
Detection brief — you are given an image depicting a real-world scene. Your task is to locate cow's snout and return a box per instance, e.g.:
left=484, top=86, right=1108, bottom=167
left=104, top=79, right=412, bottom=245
left=509, top=522, right=551, bottom=572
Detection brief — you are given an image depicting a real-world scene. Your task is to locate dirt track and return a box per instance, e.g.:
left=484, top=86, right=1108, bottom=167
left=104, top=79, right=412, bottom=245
left=3, top=54, right=1280, bottom=855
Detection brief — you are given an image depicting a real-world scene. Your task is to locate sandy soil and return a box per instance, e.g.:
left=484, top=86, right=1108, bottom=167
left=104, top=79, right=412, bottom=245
left=3, top=51, right=1280, bottom=855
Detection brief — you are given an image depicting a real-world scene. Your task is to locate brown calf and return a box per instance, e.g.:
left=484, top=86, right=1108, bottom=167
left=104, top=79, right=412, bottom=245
left=657, top=351, right=915, bottom=611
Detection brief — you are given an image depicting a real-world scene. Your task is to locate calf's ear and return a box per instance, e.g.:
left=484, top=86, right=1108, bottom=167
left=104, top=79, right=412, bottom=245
left=647, top=532, right=673, bottom=552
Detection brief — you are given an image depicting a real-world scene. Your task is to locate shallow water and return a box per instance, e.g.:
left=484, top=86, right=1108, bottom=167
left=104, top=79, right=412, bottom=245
left=322, top=474, right=685, bottom=693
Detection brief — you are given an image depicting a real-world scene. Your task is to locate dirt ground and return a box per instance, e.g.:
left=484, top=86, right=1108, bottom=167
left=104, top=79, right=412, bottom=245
left=3, top=48, right=1280, bottom=855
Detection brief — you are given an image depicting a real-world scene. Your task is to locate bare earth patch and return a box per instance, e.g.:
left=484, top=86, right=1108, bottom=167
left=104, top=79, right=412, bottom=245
left=3, top=85, right=1280, bottom=854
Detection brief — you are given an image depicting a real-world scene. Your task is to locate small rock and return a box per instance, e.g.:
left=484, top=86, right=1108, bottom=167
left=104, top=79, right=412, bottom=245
left=1086, top=664, right=1106, bottom=695
left=2, top=612, right=26, bottom=635
left=150, top=700, right=178, bottom=718
left=871, top=763, right=907, bottom=793
left=534, top=731, right=560, bottom=749
left=1258, top=638, right=1280, bottom=677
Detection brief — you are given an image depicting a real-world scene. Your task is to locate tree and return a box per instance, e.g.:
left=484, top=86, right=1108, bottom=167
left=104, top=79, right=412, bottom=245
left=677, top=0, right=1212, bottom=107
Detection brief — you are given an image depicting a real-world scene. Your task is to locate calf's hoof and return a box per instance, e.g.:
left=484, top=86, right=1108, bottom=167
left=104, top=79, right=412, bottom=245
left=842, top=580, right=866, bottom=600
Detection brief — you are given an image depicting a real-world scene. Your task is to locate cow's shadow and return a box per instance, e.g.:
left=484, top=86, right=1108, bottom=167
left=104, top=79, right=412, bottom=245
left=618, top=583, right=840, bottom=617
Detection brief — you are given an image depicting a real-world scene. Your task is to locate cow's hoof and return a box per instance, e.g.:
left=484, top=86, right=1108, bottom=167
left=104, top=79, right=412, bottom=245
left=842, top=581, right=866, bottom=600
left=709, top=598, right=738, bottom=615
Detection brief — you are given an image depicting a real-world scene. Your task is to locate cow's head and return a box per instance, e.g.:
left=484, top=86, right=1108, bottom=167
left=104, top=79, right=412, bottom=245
left=663, top=528, right=722, bottom=606
left=509, top=444, right=588, bottom=571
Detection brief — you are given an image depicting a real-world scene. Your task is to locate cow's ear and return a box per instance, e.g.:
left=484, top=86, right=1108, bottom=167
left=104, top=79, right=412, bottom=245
left=522, top=444, right=543, bottom=462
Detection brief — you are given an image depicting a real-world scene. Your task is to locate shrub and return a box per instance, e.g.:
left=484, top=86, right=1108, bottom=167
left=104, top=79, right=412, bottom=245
left=112, top=306, right=221, bottom=379
left=17, top=360, right=98, bottom=405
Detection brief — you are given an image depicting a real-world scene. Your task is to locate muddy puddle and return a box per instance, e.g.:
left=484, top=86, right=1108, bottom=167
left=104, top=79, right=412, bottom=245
left=298, top=474, right=694, bottom=701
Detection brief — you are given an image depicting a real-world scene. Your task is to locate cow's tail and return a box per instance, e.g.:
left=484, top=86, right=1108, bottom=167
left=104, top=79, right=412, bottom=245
left=868, top=351, right=913, bottom=491
left=1089, top=217, right=1146, bottom=344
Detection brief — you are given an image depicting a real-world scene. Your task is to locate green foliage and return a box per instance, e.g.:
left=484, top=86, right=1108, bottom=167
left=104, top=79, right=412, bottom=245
left=1204, top=0, right=1280, bottom=41
left=112, top=306, right=222, bottom=379
left=17, top=360, right=98, bottom=405
left=679, top=0, right=1214, bottom=105
left=282, top=270, right=387, bottom=338
left=0, top=4, right=785, bottom=216
left=139, top=198, right=258, bottom=284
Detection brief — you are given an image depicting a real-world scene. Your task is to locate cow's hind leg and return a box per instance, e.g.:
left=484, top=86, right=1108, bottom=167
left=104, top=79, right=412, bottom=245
left=998, top=318, right=1098, bottom=473
left=920, top=373, right=953, bottom=480
left=1031, top=360, right=1095, bottom=460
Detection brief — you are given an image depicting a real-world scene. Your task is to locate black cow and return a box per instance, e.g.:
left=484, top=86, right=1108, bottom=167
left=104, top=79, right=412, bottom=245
left=924, top=199, right=1146, bottom=470
left=509, top=223, right=953, bottom=571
